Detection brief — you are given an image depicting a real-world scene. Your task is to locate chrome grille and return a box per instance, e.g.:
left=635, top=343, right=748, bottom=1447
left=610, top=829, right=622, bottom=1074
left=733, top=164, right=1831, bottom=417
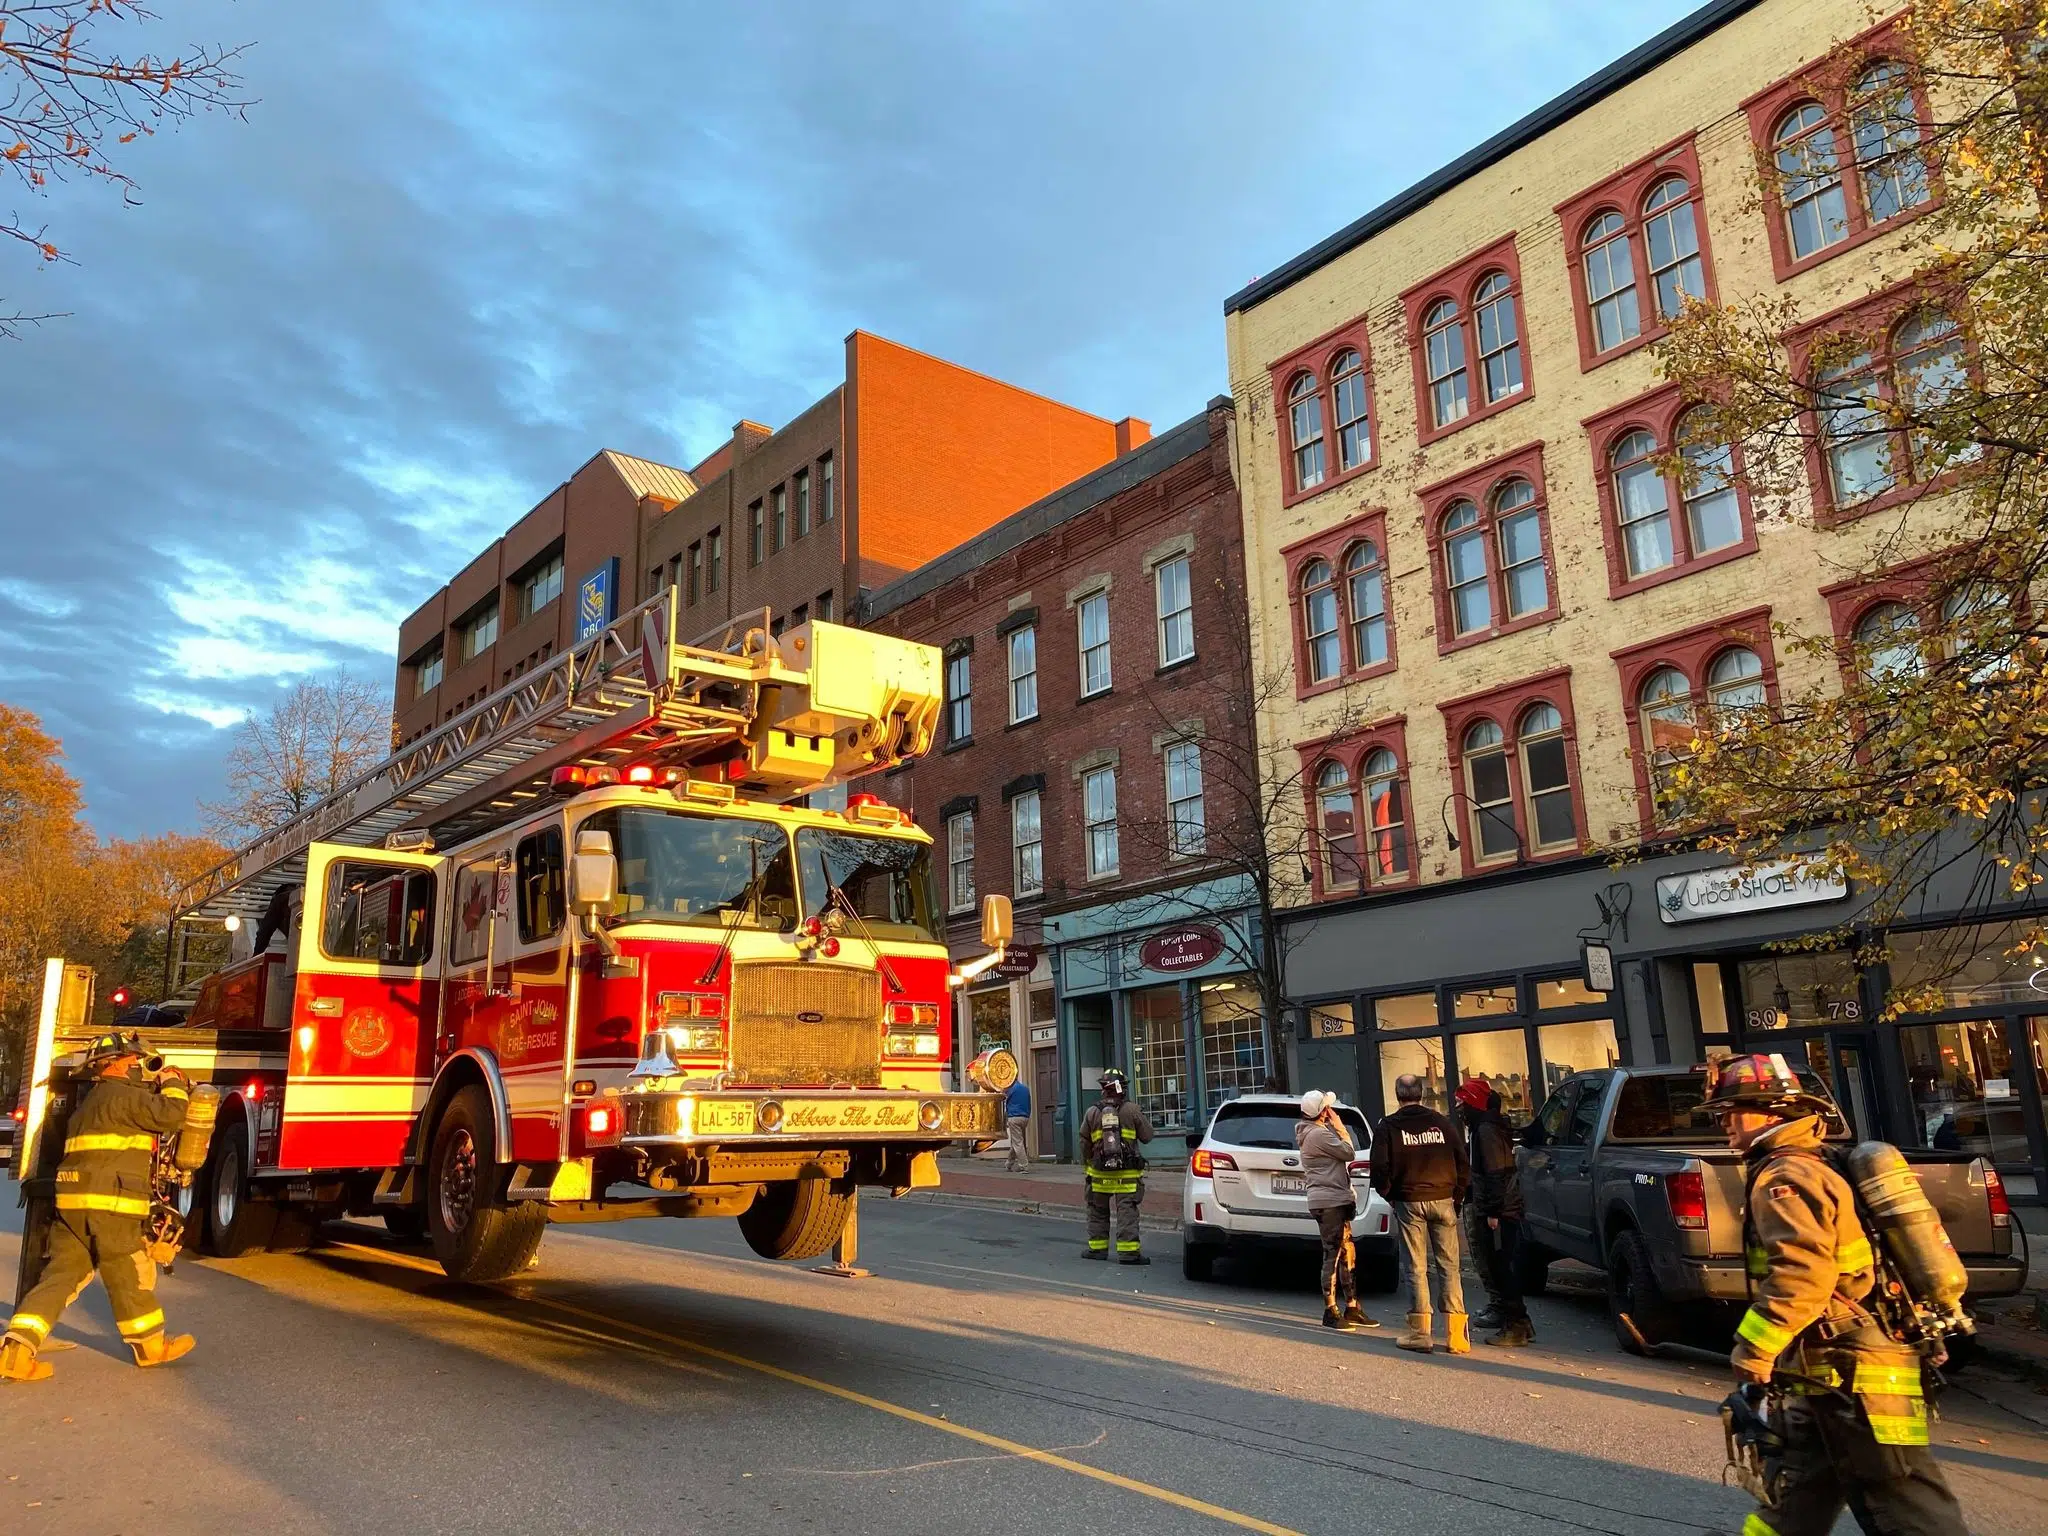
left=728, top=963, right=883, bottom=1087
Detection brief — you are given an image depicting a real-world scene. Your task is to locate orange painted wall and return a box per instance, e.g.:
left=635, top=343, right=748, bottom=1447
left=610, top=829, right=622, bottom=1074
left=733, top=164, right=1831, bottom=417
left=850, top=331, right=1137, bottom=584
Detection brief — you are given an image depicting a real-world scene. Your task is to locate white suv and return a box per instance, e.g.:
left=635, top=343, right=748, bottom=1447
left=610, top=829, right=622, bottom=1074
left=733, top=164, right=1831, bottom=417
left=1180, top=1094, right=1397, bottom=1287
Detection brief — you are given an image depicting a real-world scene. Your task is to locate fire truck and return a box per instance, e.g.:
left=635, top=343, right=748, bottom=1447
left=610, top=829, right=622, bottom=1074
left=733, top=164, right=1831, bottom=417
left=9, top=593, right=1013, bottom=1285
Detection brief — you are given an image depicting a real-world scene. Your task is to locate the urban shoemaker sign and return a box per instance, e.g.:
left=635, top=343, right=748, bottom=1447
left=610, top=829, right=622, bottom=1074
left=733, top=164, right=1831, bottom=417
left=1654, top=859, right=1848, bottom=925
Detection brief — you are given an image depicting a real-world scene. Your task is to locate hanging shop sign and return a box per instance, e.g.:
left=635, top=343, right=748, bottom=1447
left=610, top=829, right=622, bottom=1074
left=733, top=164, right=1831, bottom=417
left=992, top=945, right=1037, bottom=979
left=1654, top=859, right=1847, bottom=925
left=1139, top=923, right=1225, bottom=974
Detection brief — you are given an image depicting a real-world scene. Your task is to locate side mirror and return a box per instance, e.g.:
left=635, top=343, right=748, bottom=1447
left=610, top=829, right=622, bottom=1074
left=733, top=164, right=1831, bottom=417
left=569, top=830, right=618, bottom=917
left=980, top=893, right=1013, bottom=950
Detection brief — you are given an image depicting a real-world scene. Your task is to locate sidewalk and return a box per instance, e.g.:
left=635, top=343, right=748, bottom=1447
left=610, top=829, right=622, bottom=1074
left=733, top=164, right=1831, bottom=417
left=929, top=1156, right=1186, bottom=1224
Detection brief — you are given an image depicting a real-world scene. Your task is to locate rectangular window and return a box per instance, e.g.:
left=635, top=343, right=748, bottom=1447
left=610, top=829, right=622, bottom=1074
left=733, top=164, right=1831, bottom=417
left=320, top=860, right=436, bottom=966
left=1130, top=984, right=1188, bottom=1130
left=946, top=652, right=972, bottom=742
left=772, top=486, right=788, bottom=552
left=1008, top=625, right=1038, bottom=723
left=1155, top=555, right=1194, bottom=666
left=819, top=453, right=835, bottom=522
left=1165, top=740, right=1205, bottom=856
left=1078, top=591, right=1111, bottom=696
left=687, top=542, right=702, bottom=605
left=794, top=469, right=811, bottom=537
left=947, top=812, right=976, bottom=911
left=707, top=527, right=722, bottom=593
left=1083, top=765, right=1118, bottom=876
left=749, top=501, right=764, bottom=564
left=521, top=554, right=564, bottom=621
left=515, top=827, right=564, bottom=943
left=815, top=588, right=834, bottom=622
left=792, top=602, right=808, bottom=628
left=666, top=554, right=683, bottom=593
left=461, top=602, right=499, bottom=661
left=415, top=648, right=444, bottom=696
left=1011, top=790, right=1043, bottom=895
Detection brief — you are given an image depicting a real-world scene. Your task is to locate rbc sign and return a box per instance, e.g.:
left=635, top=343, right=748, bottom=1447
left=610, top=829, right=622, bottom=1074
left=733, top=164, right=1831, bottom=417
left=576, top=558, right=620, bottom=643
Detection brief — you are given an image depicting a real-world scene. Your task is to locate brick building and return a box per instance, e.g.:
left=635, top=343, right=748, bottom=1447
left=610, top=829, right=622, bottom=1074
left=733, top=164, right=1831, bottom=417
left=1226, top=0, right=2047, bottom=1197
left=862, top=399, right=1256, bottom=1161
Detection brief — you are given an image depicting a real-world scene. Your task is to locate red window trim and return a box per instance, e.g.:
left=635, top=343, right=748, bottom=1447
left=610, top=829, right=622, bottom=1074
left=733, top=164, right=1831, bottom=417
left=1268, top=317, right=1381, bottom=507
left=1401, top=233, right=1534, bottom=447
left=1295, top=716, right=1414, bottom=900
left=1819, top=547, right=1965, bottom=678
left=1280, top=505, right=1400, bottom=700
left=1784, top=274, right=1973, bottom=527
left=1437, top=666, right=1585, bottom=875
left=1555, top=134, right=1720, bottom=372
left=1419, top=441, right=1560, bottom=655
left=1582, top=382, right=1759, bottom=598
left=1741, top=17, right=1942, bottom=284
left=1611, top=607, right=1778, bottom=833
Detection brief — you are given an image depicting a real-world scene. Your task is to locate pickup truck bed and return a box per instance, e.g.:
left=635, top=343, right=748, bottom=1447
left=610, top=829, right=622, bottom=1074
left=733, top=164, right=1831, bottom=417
left=1515, top=1066, right=2027, bottom=1354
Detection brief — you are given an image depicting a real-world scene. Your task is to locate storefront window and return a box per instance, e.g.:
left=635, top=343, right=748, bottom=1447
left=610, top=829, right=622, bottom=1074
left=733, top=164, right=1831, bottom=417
left=1129, top=985, right=1187, bottom=1131
left=1693, top=961, right=1731, bottom=1036
left=1379, top=1036, right=1448, bottom=1115
left=1735, top=953, right=1861, bottom=1030
left=1028, top=988, right=1054, bottom=1026
left=1452, top=1027, right=1534, bottom=1126
left=1453, top=983, right=1517, bottom=1020
left=1533, top=976, right=1603, bottom=1012
left=970, top=988, right=1012, bottom=1054
left=1375, top=992, right=1437, bottom=1030
left=1536, top=1019, right=1619, bottom=1097
left=1199, top=976, right=1267, bottom=1103
left=1898, top=1020, right=2030, bottom=1167
left=1888, top=923, right=2048, bottom=1010
left=1307, top=1000, right=1355, bottom=1038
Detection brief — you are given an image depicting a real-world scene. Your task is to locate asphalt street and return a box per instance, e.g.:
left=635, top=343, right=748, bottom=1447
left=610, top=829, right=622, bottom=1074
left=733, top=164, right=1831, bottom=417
left=1, top=1191, right=2043, bottom=1536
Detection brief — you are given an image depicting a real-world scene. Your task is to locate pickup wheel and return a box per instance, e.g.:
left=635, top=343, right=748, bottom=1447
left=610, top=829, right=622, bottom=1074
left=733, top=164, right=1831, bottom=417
left=738, top=1175, right=850, bottom=1262
left=1181, top=1243, right=1217, bottom=1282
left=1513, top=1240, right=1551, bottom=1296
left=1606, top=1229, right=1676, bottom=1354
left=203, top=1119, right=277, bottom=1259
left=426, top=1086, right=547, bottom=1283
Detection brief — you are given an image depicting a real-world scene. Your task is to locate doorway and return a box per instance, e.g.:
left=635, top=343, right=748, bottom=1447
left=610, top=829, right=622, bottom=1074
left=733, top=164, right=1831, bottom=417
left=1032, top=1045, right=1058, bottom=1159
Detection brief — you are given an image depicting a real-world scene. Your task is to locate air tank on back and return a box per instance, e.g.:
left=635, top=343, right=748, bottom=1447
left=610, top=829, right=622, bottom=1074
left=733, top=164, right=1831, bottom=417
left=1844, top=1140, right=1971, bottom=1333
left=172, top=1084, right=222, bottom=1175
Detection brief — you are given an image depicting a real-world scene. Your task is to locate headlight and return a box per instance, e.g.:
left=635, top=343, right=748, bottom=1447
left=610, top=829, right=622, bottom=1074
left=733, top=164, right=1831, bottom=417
left=918, top=1100, right=944, bottom=1131
left=885, top=1031, right=943, bottom=1057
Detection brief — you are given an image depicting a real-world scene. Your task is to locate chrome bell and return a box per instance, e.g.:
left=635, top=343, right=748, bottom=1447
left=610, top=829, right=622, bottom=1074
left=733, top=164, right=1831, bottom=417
left=630, top=1029, right=683, bottom=1080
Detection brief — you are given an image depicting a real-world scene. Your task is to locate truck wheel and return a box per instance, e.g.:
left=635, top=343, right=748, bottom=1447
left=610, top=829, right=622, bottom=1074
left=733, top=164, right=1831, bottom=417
left=738, top=1176, right=850, bottom=1261
left=1606, top=1229, right=1675, bottom=1354
left=383, top=1206, right=428, bottom=1243
left=267, top=1206, right=321, bottom=1254
left=204, top=1122, right=277, bottom=1259
left=426, top=1086, right=546, bottom=1283
left=1514, top=1241, right=1552, bottom=1296
left=1182, top=1243, right=1216, bottom=1282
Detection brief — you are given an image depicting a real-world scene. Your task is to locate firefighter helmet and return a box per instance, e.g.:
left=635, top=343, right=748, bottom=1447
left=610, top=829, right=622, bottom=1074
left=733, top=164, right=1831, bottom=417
left=1701, top=1052, right=1837, bottom=1121
left=1098, top=1068, right=1129, bottom=1101
left=83, top=1031, right=145, bottom=1070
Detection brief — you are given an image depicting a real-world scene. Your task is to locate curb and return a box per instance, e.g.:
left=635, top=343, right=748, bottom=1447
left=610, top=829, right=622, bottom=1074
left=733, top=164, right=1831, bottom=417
left=895, top=1188, right=1184, bottom=1233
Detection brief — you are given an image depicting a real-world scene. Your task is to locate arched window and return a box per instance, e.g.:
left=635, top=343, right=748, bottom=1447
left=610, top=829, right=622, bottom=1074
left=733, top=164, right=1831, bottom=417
left=1854, top=601, right=1923, bottom=681
left=1939, top=582, right=2009, bottom=679
left=1707, top=647, right=1766, bottom=713
left=1851, top=62, right=1930, bottom=223
left=1611, top=429, right=1674, bottom=578
left=1638, top=666, right=1696, bottom=818
left=1343, top=541, right=1387, bottom=668
left=1442, top=500, right=1491, bottom=636
left=1473, top=271, right=1525, bottom=405
left=1424, top=298, right=1470, bottom=429
left=1330, top=349, right=1371, bottom=472
left=1492, top=477, right=1548, bottom=620
left=1315, top=759, right=1359, bottom=889
left=1360, top=747, right=1408, bottom=880
left=1817, top=347, right=1893, bottom=505
left=1892, top=310, right=1968, bottom=478
left=1287, top=372, right=1326, bottom=490
left=1775, top=102, right=1849, bottom=258
left=1676, top=408, right=1744, bottom=556
left=1463, top=719, right=1517, bottom=861
left=1518, top=702, right=1576, bottom=850
left=1300, top=558, right=1340, bottom=683
left=1581, top=211, right=1639, bottom=353
left=1643, top=176, right=1704, bottom=320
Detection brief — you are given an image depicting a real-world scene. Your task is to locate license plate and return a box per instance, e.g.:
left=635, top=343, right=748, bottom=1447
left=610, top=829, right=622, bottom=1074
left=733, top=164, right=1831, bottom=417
left=692, top=1100, right=757, bottom=1135
left=1270, top=1174, right=1307, bottom=1195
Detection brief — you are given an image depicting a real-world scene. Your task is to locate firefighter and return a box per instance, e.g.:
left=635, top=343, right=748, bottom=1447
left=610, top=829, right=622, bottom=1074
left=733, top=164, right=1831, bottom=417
left=1703, top=1052, right=1965, bottom=1536
left=1079, top=1068, right=1153, bottom=1264
left=0, top=1033, right=197, bottom=1383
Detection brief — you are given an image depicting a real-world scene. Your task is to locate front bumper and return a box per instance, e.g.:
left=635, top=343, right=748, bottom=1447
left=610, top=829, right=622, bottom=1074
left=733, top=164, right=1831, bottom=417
left=620, top=1087, right=1005, bottom=1146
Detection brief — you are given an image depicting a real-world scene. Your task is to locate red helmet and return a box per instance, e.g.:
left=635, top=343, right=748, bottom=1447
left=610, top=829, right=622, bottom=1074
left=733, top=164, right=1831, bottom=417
left=1701, top=1052, right=1837, bottom=1121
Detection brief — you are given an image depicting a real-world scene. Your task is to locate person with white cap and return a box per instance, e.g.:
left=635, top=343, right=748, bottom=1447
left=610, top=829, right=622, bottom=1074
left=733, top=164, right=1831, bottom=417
left=1297, top=1090, right=1378, bottom=1332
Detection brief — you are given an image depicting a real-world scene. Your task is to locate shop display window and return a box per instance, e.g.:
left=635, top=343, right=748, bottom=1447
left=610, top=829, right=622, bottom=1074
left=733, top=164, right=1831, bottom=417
left=1536, top=1018, right=1619, bottom=1098
left=1453, top=983, right=1517, bottom=1020
left=1533, top=975, right=1605, bottom=1012
left=1451, top=1026, right=1534, bottom=1125
left=1308, top=1001, right=1356, bottom=1038
left=1199, top=976, right=1267, bottom=1101
left=1898, top=1020, right=2030, bottom=1167
left=1130, top=985, right=1188, bottom=1131
left=969, top=987, right=1012, bottom=1055
left=1888, top=923, right=2048, bottom=1010
left=1378, top=1036, right=1449, bottom=1116
left=1692, top=961, right=1732, bottom=1036
left=1734, top=952, right=1861, bottom=1029
left=1375, top=991, right=1437, bottom=1030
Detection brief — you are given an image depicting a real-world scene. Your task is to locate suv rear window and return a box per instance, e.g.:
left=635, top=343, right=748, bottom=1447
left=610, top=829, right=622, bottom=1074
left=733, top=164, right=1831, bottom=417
left=1209, top=1103, right=1370, bottom=1149
left=1608, top=1069, right=1838, bottom=1142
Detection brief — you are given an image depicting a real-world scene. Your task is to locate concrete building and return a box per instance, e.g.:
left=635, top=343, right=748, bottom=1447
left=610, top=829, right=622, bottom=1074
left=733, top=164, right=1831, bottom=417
left=862, top=400, right=1254, bottom=1162
left=1226, top=0, right=2048, bottom=1198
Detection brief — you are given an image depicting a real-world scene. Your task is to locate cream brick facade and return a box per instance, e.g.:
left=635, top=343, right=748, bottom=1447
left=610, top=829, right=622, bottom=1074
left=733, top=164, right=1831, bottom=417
left=1226, top=0, right=1950, bottom=896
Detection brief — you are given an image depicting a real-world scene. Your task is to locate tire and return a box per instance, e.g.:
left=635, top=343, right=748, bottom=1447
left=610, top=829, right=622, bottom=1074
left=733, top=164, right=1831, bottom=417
left=203, top=1121, right=277, bottom=1259
left=383, top=1205, right=428, bottom=1242
left=426, top=1085, right=547, bottom=1283
left=1514, top=1240, right=1552, bottom=1296
left=1606, top=1229, right=1676, bottom=1355
left=737, top=1176, right=851, bottom=1262
left=267, top=1206, right=321, bottom=1254
left=1182, top=1243, right=1217, bottom=1282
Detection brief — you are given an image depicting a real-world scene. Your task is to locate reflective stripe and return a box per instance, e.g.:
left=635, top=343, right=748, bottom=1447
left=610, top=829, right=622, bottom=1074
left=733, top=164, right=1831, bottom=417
left=116, top=1309, right=165, bottom=1338
left=1087, top=1238, right=1108, bottom=1251
left=1837, top=1235, right=1874, bottom=1272
left=5, top=1313, right=50, bottom=1339
left=1736, top=1308, right=1794, bottom=1356
left=1087, top=1177, right=1140, bottom=1194
left=1745, top=1245, right=1769, bottom=1279
left=1867, top=1408, right=1930, bottom=1446
left=1116, top=1241, right=1140, bottom=1252
left=160, top=1086, right=189, bottom=1101
left=1742, top=1514, right=1779, bottom=1536
left=1120, top=1128, right=1138, bottom=1140
left=64, top=1133, right=155, bottom=1154
left=54, top=1192, right=151, bottom=1217
left=1853, top=1362, right=1924, bottom=1398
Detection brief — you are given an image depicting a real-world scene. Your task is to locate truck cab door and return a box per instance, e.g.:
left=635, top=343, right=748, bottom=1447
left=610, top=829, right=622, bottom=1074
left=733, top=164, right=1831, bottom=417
left=1549, top=1071, right=1611, bottom=1249
left=279, top=842, right=444, bottom=1171
left=1519, top=1079, right=1579, bottom=1244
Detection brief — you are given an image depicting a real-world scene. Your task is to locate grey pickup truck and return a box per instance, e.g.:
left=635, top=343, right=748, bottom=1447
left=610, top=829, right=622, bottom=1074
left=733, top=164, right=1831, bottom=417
left=1515, top=1065, right=2029, bottom=1354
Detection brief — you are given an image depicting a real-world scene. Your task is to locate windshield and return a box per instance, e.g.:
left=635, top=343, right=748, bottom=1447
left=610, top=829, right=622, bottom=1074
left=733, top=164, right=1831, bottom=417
left=794, top=827, right=938, bottom=942
left=1209, top=1104, right=1370, bottom=1150
left=577, top=808, right=797, bottom=931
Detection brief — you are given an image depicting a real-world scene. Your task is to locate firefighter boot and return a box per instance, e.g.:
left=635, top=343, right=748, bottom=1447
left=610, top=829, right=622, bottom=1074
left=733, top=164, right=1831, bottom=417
left=131, top=1332, right=195, bottom=1369
left=1397, top=1314, right=1433, bottom=1353
left=0, top=1337, right=52, bottom=1383
left=1485, top=1317, right=1535, bottom=1348
left=1446, top=1314, right=1472, bottom=1354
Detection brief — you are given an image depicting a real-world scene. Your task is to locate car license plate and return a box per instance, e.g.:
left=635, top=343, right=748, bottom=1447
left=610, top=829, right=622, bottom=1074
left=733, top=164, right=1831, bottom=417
left=1270, top=1174, right=1307, bottom=1195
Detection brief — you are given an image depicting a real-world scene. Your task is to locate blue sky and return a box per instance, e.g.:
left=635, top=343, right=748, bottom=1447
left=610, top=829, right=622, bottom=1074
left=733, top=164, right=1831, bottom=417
left=0, top=0, right=1703, bottom=839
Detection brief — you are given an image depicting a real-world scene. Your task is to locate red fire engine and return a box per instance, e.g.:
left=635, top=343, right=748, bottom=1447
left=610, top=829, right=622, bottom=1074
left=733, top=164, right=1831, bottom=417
left=11, top=594, right=1013, bottom=1283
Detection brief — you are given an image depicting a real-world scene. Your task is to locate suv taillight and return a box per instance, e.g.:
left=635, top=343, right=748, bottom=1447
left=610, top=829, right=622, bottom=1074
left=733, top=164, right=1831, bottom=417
left=1190, top=1149, right=1237, bottom=1178
left=1347, top=1158, right=1370, bottom=1179
left=1986, top=1168, right=2012, bottom=1229
left=1667, top=1169, right=1709, bottom=1231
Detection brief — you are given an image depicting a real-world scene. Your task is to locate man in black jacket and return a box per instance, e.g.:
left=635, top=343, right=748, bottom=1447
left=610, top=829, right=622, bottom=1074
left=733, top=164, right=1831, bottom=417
left=1369, top=1074, right=1470, bottom=1355
left=1455, top=1078, right=1532, bottom=1347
